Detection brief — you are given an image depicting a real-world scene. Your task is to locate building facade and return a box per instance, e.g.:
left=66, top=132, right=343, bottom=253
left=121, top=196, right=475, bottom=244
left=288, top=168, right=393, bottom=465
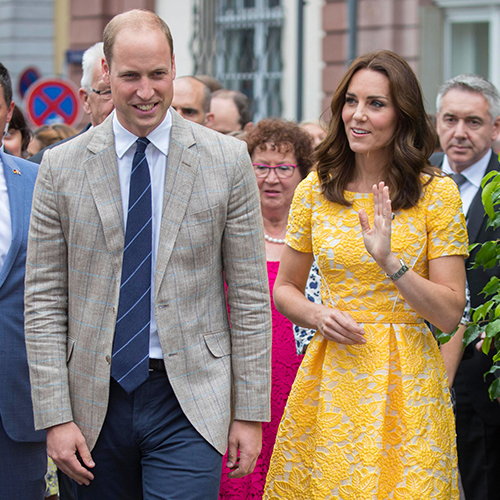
left=0, top=0, right=498, bottom=125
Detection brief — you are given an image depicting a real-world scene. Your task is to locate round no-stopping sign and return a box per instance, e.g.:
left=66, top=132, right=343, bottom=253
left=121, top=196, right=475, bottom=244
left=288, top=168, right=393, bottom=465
left=25, top=77, right=82, bottom=127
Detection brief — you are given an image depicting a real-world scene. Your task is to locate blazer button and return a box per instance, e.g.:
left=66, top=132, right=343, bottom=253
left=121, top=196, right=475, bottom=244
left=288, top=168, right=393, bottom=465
left=105, top=355, right=111, bottom=365
left=159, top=304, right=169, bottom=309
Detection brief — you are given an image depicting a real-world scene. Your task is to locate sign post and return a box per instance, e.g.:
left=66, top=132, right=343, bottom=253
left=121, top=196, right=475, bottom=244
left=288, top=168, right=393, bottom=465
left=24, top=77, right=82, bottom=127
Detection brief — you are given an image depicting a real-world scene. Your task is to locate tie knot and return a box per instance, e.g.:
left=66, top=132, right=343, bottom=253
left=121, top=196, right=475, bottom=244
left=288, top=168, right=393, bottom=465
left=136, top=137, right=150, bottom=154
left=451, top=173, right=467, bottom=187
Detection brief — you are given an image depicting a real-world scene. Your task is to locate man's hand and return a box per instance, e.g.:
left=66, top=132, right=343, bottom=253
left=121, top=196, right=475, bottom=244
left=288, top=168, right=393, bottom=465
left=226, top=420, right=262, bottom=479
left=47, top=421, right=95, bottom=485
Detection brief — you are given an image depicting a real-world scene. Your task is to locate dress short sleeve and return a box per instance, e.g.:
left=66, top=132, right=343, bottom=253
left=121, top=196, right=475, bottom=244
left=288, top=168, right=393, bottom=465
left=285, top=172, right=316, bottom=253
left=426, top=175, right=469, bottom=260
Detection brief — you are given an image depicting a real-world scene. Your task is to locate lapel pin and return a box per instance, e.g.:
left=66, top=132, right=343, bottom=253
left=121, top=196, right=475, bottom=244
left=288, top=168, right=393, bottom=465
left=12, top=169, right=21, bottom=175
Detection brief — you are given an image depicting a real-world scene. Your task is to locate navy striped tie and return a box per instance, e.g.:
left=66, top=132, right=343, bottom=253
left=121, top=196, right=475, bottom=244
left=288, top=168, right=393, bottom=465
left=111, top=137, right=152, bottom=393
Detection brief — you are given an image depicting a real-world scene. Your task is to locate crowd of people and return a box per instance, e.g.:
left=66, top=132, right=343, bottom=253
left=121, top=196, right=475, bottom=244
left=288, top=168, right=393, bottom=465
left=0, top=7, right=499, bottom=500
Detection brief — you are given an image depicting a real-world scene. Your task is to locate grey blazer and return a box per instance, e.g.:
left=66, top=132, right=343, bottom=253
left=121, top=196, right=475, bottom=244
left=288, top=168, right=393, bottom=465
left=25, top=110, right=272, bottom=454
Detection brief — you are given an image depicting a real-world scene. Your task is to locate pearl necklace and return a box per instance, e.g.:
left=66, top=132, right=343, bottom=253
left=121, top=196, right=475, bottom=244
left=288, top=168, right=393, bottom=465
left=265, top=234, right=286, bottom=244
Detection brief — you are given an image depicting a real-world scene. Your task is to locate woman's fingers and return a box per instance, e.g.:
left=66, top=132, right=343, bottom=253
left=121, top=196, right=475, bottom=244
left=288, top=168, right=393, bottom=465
left=320, top=309, right=366, bottom=345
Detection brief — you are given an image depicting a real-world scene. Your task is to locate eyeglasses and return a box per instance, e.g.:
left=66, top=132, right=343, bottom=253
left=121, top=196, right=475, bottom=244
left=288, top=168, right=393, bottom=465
left=91, top=88, right=112, bottom=101
left=252, top=163, right=298, bottom=178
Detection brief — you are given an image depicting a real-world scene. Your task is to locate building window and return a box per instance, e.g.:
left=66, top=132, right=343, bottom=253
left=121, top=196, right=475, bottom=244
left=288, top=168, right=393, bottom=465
left=441, top=4, right=500, bottom=90
left=215, top=0, right=284, bottom=121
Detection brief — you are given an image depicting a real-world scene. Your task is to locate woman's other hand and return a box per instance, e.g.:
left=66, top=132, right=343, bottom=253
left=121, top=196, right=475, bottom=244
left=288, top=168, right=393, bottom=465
left=317, top=307, right=366, bottom=345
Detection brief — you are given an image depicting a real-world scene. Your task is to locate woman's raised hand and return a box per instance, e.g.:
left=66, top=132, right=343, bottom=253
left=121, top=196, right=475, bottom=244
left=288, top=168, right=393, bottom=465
left=358, top=182, right=392, bottom=267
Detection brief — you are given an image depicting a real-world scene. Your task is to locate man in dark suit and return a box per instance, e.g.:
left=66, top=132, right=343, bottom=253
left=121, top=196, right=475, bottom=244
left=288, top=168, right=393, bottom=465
left=436, top=74, right=500, bottom=500
left=0, top=62, right=46, bottom=498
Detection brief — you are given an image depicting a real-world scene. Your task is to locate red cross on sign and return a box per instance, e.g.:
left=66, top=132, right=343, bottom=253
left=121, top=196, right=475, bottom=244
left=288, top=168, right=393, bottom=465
left=24, top=77, right=82, bottom=127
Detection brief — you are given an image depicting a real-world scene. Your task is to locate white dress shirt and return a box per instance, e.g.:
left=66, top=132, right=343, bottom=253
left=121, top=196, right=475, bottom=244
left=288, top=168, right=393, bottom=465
left=0, top=158, right=12, bottom=272
left=113, top=110, right=172, bottom=359
left=442, top=149, right=491, bottom=217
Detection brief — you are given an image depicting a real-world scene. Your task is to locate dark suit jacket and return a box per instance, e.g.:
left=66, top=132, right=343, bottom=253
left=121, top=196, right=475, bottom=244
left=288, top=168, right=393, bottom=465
left=454, top=151, right=500, bottom=425
left=0, top=150, right=45, bottom=443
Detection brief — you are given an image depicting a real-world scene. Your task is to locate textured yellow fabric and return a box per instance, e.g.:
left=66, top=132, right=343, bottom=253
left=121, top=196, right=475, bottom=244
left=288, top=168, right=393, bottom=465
left=264, top=172, right=468, bottom=500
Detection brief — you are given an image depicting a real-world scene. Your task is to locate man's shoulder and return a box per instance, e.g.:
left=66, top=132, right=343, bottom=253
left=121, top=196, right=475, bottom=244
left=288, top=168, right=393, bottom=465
left=42, top=118, right=113, bottom=163
left=2, top=151, right=38, bottom=182
left=171, top=111, right=247, bottom=157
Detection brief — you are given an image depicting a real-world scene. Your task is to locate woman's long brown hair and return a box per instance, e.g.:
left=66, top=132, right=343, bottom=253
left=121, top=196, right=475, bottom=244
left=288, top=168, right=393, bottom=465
left=316, top=50, right=438, bottom=211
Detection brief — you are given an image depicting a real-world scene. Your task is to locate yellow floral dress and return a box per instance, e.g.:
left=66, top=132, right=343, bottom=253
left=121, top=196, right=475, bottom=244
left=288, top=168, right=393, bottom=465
left=264, top=173, right=468, bottom=500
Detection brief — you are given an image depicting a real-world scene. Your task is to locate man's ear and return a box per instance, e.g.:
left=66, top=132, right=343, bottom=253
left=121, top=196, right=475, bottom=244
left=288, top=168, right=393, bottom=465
left=102, top=58, right=110, bottom=85
left=79, top=88, right=91, bottom=115
left=243, top=122, right=254, bottom=133
left=204, top=112, right=214, bottom=128
left=171, top=54, right=176, bottom=80
left=6, top=100, right=14, bottom=124
left=492, top=115, right=500, bottom=142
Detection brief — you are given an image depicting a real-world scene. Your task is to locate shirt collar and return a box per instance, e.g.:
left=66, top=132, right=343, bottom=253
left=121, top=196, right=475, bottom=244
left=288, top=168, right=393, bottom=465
left=442, top=149, right=492, bottom=189
left=112, top=108, right=173, bottom=159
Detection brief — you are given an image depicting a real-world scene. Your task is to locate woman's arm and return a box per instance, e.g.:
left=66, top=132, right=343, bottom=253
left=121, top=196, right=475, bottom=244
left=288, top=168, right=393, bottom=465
left=359, top=182, right=466, bottom=333
left=274, top=246, right=366, bottom=345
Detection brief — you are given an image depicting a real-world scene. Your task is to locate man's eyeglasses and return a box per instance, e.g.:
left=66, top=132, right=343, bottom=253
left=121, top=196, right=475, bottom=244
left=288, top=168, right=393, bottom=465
left=91, top=88, right=112, bottom=101
left=252, top=163, right=298, bottom=178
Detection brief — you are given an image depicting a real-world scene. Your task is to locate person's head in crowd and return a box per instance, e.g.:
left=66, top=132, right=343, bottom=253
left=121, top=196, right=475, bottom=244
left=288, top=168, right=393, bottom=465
left=317, top=50, right=436, bottom=211
left=28, top=123, right=77, bottom=157
left=79, top=42, right=115, bottom=127
left=245, top=118, right=313, bottom=213
left=4, top=105, right=31, bottom=158
left=195, top=75, right=223, bottom=93
left=0, top=62, right=15, bottom=151
left=102, top=9, right=175, bottom=138
left=210, top=89, right=253, bottom=135
left=299, top=120, right=327, bottom=148
left=172, top=76, right=214, bottom=126
left=436, top=74, right=500, bottom=173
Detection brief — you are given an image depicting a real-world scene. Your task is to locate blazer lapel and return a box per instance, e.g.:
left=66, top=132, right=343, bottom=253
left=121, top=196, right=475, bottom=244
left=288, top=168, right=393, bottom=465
left=84, top=118, right=124, bottom=273
left=467, top=151, right=499, bottom=246
left=0, top=153, right=26, bottom=288
left=155, top=111, right=200, bottom=296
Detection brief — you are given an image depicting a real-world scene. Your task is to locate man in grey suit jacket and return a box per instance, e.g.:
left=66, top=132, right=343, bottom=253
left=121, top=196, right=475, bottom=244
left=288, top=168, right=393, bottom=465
left=25, top=10, right=271, bottom=500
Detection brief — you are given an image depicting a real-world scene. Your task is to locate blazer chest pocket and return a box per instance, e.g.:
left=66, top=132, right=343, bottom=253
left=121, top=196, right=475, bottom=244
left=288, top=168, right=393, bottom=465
left=203, top=330, right=231, bottom=358
left=181, top=204, right=223, bottom=228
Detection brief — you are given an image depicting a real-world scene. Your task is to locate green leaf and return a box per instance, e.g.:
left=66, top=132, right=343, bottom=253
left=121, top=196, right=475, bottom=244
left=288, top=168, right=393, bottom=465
left=436, top=328, right=453, bottom=345
left=473, top=302, right=493, bottom=323
left=485, top=318, right=500, bottom=337
left=482, top=180, right=496, bottom=220
left=472, top=241, right=497, bottom=269
left=493, top=350, right=500, bottom=363
left=481, top=277, right=500, bottom=297
left=463, top=323, right=483, bottom=347
left=484, top=364, right=500, bottom=378
left=489, top=378, right=500, bottom=401
left=482, top=336, right=492, bottom=354
left=481, top=170, right=499, bottom=187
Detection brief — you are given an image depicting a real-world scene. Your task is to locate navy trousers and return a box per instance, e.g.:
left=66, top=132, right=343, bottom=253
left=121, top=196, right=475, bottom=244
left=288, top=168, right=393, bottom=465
left=73, top=370, right=223, bottom=500
left=0, top=415, right=46, bottom=499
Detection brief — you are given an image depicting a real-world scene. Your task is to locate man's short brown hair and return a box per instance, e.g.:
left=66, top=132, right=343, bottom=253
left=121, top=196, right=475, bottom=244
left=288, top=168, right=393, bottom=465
left=103, top=9, right=174, bottom=67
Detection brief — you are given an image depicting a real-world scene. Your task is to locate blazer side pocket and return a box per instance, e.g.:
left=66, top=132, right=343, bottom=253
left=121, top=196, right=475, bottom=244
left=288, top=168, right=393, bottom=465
left=203, top=330, right=231, bottom=358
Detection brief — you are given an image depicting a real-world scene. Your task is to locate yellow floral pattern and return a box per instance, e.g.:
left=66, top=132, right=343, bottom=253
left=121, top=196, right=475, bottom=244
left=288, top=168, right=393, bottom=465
left=264, top=173, right=468, bottom=499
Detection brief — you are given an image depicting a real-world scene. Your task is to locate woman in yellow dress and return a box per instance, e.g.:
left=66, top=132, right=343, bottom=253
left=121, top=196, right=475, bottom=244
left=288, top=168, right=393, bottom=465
left=264, top=50, right=468, bottom=499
